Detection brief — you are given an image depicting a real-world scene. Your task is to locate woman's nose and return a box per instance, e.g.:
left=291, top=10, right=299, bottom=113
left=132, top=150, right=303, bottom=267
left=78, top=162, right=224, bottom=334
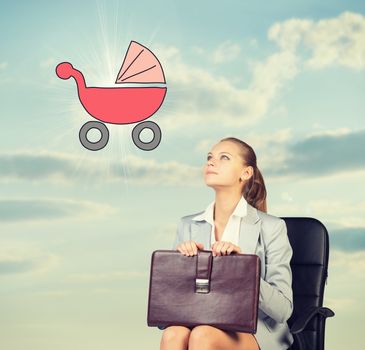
left=207, top=158, right=215, bottom=166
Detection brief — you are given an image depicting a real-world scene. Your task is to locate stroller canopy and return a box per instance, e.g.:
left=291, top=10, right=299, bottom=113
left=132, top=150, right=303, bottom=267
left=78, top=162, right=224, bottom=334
left=115, top=41, right=166, bottom=84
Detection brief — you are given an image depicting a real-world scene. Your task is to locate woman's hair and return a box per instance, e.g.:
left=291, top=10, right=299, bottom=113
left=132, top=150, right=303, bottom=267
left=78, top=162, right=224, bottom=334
left=220, top=137, right=267, bottom=213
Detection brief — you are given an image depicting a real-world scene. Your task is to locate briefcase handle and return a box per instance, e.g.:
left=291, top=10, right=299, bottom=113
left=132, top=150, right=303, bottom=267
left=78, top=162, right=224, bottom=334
left=195, top=250, right=213, bottom=294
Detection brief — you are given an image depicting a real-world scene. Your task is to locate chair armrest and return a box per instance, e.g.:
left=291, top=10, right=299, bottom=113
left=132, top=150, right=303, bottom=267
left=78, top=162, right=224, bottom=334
left=290, top=306, right=335, bottom=334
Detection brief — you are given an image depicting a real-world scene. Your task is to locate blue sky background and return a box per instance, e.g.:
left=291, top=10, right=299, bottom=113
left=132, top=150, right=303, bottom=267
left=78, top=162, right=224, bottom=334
left=1, top=0, right=364, bottom=349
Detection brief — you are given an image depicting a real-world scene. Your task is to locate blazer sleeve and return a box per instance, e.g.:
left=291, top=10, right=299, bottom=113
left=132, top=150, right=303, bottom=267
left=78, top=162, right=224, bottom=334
left=259, top=218, right=294, bottom=323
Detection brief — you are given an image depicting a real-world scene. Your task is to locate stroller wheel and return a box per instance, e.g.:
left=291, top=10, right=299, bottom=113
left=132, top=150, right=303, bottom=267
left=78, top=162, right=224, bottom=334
left=79, top=121, right=109, bottom=151
left=132, top=121, right=161, bottom=151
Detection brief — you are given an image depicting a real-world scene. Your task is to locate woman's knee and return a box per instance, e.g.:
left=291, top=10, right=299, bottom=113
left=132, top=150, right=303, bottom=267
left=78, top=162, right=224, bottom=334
left=189, top=325, right=217, bottom=347
left=160, top=326, right=191, bottom=347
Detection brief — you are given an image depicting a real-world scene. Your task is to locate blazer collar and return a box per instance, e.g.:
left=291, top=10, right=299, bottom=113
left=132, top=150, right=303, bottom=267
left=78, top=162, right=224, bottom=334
left=191, top=195, right=248, bottom=223
left=190, top=202, right=261, bottom=254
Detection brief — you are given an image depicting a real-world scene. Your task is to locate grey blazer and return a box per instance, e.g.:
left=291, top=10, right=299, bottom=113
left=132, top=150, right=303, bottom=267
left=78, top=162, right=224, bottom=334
left=172, top=202, right=294, bottom=350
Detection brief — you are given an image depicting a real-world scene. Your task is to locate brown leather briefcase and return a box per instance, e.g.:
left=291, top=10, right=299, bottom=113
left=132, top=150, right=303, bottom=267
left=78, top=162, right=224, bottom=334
left=147, top=249, right=261, bottom=333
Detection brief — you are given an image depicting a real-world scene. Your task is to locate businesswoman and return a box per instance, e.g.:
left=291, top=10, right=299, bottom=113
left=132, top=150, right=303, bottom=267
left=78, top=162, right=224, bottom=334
left=159, top=137, right=294, bottom=350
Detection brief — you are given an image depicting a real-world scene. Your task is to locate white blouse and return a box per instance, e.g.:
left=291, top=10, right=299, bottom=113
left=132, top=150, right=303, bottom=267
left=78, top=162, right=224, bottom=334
left=192, top=195, right=248, bottom=249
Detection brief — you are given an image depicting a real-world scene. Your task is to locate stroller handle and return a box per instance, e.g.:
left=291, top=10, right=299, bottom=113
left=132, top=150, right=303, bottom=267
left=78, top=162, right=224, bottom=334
left=56, top=62, right=77, bottom=79
left=56, top=62, right=86, bottom=90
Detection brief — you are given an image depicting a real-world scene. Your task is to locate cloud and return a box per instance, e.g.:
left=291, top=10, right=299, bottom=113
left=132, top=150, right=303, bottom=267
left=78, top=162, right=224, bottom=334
left=0, top=151, right=201, bottom=186
left=0, top=197, right=114, bottom=223
left=266, top=129, right=365, bottom=178
left=308, top=201, right=365, bottom=228
left=324, top=296, right=356, bottom=312
left=157, top=12, right=364, bottom=131
left=330, top=250, right=365, bottom=275
left=33, top=290, right=72, bottom=298
left=109, top=153, right=201, bottom=185
left=274, top=198, right=365, bottom=229
left=0, top=241, right=59, bottom=275
left=66, top=270, right=147, bottom=283
left=212, top=40, right=241, bottom=64
left=194, top=128, right=293, bottom=174
left=191, top=40, right=242, bottom=64
left=154, top=222, right=178, bottom=246
left=156, top=43, right=300, bottom=130
left=40, top=58, right=57, bottom=68
left=268, top=11, right=365, bottom=69
left=0, top=152, right=79, bottom=183
left=0, top=62, right=9, bottom=84
left=1, top=128, right=363, bottom=187
left=330, top=228, right=365, bottom=252
left=249, top=50, right=298, bottom=102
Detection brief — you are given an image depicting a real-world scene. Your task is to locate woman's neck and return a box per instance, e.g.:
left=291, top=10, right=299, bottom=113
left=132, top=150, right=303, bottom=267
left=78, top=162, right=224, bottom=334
left=213, top=190, right=242, bottom=225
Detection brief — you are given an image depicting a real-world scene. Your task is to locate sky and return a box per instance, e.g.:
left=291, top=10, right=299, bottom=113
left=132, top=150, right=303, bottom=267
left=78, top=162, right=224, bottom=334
left=0, top=0, right=365, bottom=349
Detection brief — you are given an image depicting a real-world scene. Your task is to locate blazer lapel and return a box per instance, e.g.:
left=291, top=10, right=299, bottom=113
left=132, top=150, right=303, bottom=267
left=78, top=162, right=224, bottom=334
left=190, top=202, right=261, bottom=254
left=239, top=203, right=262, bottom=254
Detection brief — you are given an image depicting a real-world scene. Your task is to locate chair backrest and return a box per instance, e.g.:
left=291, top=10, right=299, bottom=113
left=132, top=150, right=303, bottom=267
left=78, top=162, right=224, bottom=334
left=281, top=217, right=330, bottom=350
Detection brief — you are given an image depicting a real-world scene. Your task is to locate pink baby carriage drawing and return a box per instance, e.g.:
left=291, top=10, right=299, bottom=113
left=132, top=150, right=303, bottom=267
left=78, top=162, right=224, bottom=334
left=56, top=40, right=167, bottom=151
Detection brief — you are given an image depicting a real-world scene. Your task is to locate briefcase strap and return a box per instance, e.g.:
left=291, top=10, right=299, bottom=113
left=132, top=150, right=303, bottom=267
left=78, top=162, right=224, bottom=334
left=195, top=251, right=213, bottom=293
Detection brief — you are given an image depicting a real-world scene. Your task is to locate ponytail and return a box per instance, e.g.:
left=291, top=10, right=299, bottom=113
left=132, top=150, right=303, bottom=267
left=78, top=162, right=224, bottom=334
left=242, top=165, right=267, bottom=213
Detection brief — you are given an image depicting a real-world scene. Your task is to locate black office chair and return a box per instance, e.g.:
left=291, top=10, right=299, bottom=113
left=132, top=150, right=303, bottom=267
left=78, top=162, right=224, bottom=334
left=281, top=217, right=335, bottom=350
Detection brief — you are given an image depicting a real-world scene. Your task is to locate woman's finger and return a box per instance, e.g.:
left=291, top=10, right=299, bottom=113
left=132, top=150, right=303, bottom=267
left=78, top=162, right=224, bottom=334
left=214, top=241, right=225, bottom=256
left=227, top=245, right=234, bottom=254
left=177, top=245, right=183, bottom=255
left=182, top=242, right=191, bottom=256
left=188, top=240, right=197, bottom=255
left=183, top=241, right=194, bottom=256
left=221, top=241, right=231, bottom=255
left=179, top=243, right=188, bottom=255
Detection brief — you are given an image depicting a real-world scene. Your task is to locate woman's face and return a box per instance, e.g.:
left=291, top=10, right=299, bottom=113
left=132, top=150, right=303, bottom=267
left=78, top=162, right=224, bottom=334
left=203, top=141, right=251, bottom=190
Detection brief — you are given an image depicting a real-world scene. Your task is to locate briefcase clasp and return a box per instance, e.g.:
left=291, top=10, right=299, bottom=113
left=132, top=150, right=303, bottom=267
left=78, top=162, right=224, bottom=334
left=195, top=278, right=210, bottom=293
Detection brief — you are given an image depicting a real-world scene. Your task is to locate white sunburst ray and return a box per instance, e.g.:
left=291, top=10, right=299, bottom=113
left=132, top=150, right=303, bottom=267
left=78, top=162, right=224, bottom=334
left=38, top=95, right=105, bottom=185
left=91, top=3, right=148, bottom=187
left=67, top=19, right=112, bottom=86
left=39, top=80, right=86, bottom=139
left=59, top=44, right=117, bottom=189
left=51, top=92, right=116, bottom=188
left=143, top=20, right=163, bottom=53
left=115, top=124, right=135, bottom=194
left=154, top=87, right=186, bottom=121
left=112, top=0, right=122, bottom=56
left=17, top=98, right=82, bottom=158
left=38, top=49, right=94, bottom=134
left=68, top=121, right=134, bottom=192
left=17, top=87, right=81, bottom=161
left=70, top=34, right=107, bottom=87
left=101, top=122, right=133, bottom=191
left=52, top=104, right=86, bottom=148
left=73, top=119, right=131, bottom=189
left=95, top=0, right=122, bottom=85
left=78, top=20, right=125, bottom=87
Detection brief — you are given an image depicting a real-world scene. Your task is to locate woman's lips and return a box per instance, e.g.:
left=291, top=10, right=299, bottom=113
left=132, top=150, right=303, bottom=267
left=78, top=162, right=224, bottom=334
left=206, top=171, right=218, bottom=175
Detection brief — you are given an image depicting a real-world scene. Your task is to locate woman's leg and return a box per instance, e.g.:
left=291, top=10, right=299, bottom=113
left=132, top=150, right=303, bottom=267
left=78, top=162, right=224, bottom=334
left=188, top=325, right=260, bottom=350
left=160, top=325, right=192, bottom=350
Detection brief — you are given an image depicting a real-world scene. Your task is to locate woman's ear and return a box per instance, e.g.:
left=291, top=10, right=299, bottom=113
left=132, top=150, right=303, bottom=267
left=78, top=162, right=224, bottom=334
left=241, top=166, right=253, bottom=181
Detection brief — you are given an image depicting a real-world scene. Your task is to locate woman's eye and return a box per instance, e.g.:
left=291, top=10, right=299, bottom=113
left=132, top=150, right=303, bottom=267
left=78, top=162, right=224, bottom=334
left=207, top=155, right=229, bottom=161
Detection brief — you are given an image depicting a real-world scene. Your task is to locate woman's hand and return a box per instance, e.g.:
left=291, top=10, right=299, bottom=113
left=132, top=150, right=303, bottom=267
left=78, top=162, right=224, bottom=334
left=177, top=240, right=204, bottom=256
left=211, top=241, right=241, bottom=256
